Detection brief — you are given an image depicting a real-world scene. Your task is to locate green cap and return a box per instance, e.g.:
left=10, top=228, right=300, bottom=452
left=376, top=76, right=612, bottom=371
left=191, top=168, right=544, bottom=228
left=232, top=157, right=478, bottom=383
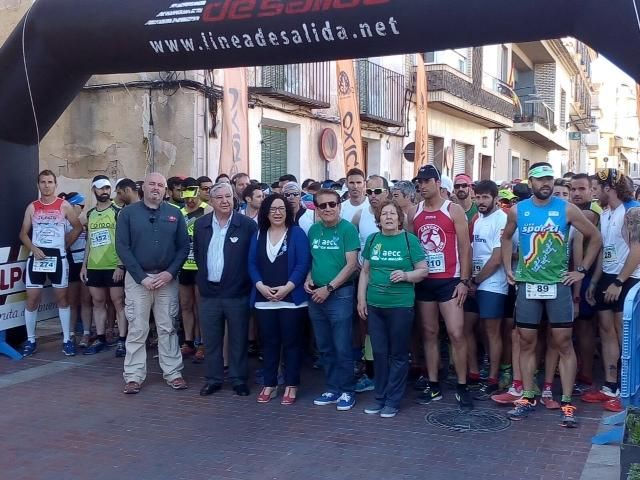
left=528, top=165, right=555, bottom=179
left=498, top=189, right=516, bottom=200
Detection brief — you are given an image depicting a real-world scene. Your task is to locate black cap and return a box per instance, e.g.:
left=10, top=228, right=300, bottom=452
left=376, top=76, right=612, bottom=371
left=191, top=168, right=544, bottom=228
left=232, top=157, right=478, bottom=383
left=412, top=164, right=441, bottom=182
left=513, top=183, right=532, bottom=201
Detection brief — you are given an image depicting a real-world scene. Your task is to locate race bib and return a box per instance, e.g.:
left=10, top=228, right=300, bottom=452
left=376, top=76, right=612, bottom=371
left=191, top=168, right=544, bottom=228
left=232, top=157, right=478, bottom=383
left=32, top=256, right=57, bottom=273
left=427, top=252, right=445, bottom=274
left=603, top=246, right=617, bottom=264
left=187, top=246, right=195, bottom=262
left=90, top=229, right=111, bottom=248
left=525, top=283, right=557, bottom=300
left=473, top=259, right=484, bottom=276
left=71, top=250, right=85, bottom=264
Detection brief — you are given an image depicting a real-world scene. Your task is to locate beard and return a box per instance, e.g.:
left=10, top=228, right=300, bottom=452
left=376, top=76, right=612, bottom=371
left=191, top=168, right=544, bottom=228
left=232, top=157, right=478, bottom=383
left=532, top=187, right=552, bottom=200
left=456, top=190, right=469, bottom=200
left=95, top=193, right=110, bottom=203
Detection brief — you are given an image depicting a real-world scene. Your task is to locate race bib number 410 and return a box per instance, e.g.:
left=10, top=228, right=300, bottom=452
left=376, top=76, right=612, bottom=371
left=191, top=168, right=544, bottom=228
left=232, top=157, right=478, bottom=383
left=525, top=283, right=557, bottom=300
left=32, top=256, right=57, bottom=273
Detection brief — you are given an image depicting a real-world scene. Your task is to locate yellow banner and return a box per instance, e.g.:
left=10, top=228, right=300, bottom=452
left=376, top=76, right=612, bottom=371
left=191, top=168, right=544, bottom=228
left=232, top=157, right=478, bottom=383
left=414, top=53, right=429, bottom=176
left=219, top=67, right=249, bottom=177
left=336, top=59, right=364, bottom=175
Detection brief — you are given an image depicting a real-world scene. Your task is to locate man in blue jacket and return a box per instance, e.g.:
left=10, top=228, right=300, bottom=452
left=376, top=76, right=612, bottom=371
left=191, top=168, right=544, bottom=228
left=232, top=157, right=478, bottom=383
left=193, top=182, right=258, bottom=397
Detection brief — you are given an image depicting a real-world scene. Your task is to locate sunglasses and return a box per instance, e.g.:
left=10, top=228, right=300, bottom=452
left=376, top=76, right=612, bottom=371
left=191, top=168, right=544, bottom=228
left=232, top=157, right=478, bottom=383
left=454, top=183, right=469, bottom=189
left=317, top=201, right=338, bottom=210
left=284, top=192, right=300, bottom=198
left=366, top=188, right=387, bottom=196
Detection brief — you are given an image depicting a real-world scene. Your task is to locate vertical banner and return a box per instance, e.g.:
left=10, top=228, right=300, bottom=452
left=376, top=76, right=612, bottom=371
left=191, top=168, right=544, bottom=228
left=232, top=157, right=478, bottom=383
left=414, top=53, right=429, bottom=176
left=219, top=68, right=249, bottom=177
left=336, top=59, right=364, bottom=175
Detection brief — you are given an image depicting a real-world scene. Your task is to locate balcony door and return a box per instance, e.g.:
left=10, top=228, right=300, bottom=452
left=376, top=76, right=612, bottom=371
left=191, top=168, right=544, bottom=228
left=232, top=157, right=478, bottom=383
left=261, top=126, right=288, bottom=184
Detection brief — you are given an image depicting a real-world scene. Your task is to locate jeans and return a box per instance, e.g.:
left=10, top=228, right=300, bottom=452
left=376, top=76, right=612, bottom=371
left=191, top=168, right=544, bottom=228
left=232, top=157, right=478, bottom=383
left=309, top=285, right=355, bottom=394
left=199, top=296, right=249, bottom=386
left=367, top=305, right=414, bottom=409
left=256, top=308, right=306, bottom=387
left=123, top=273, right=183, bottom=384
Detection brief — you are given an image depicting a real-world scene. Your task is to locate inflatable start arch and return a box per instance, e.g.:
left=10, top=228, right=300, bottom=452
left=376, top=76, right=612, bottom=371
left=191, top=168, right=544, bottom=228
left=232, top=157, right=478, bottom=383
left=0, top=0, right=639, bottom=247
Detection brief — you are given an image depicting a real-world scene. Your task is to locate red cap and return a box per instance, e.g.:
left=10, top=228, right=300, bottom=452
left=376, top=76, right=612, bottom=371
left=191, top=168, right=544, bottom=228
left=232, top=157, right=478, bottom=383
left=454, top=173, right=472, bottom=185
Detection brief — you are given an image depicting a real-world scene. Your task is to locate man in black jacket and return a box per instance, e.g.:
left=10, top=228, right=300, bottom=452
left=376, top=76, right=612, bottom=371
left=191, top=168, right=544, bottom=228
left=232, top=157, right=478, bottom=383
left=193, top=182, right=258, bottom=396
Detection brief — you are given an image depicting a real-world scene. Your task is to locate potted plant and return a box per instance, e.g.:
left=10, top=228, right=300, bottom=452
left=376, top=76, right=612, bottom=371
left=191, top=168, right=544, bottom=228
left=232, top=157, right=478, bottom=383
left=621, top=408, right=640, bottom=479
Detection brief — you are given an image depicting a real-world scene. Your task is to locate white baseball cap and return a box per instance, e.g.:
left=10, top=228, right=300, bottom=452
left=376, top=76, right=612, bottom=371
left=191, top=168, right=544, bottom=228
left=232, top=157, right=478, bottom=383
left=440, top=175, right=453, bottom=194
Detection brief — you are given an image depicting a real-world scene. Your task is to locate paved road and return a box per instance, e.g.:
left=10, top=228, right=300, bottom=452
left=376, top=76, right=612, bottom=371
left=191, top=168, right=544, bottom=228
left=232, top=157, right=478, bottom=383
left=0, top=325, right=610, bottom=480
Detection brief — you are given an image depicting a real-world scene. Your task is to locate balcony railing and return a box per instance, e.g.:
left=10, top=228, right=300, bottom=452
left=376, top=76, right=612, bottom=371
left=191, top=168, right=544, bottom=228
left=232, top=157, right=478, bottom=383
left=248, top=63, right=331, bottom=109
left=514, top=101, right=557, bottom=132
left=356, top=60, right=405, bottom=127
left=426, top=65, right=515, bottom=120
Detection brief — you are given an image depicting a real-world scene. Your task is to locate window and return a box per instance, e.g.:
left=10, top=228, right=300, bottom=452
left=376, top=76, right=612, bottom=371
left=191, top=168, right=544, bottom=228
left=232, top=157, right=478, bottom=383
left=500, top=45, right=509, bottom=82
left=261, top=126, right=287, bottom=184
left=560, top=89, right=567, bottom=130
left=511, top=154, right=521, bottom=179
left=425, top=51, right=436, bottom=63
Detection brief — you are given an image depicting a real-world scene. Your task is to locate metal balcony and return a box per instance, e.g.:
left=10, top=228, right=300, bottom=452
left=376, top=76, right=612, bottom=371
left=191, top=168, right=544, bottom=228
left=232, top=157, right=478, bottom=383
left=423, top=64, right=514, bottom=129
left=249, top=63, right=331, bottom=109
left=356, top=60, right=405, bottom=127
left=512, top=100, right=568, bottom=151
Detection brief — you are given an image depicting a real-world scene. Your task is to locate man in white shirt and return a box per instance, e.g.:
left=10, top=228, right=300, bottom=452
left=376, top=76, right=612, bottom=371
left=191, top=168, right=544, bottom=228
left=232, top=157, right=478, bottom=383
left=340, top=168, right=369, bottom=222
left=463, top=180, right=508, bottom=400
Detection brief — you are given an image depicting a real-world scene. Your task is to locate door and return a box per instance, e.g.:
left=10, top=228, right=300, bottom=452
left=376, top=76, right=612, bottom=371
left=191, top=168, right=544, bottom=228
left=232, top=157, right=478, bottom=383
left=261, top=126, right=288, bottom=184
left=453, top=141, right=466, bottom=176
left=480, top=155, right=492, bottom=180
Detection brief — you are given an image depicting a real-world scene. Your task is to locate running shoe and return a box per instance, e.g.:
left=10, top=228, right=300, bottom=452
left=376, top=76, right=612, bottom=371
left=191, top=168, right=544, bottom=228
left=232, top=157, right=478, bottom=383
left=62, top=340, right=76, bottom=357
left=474, top=382, right=499, bottom=401
left=456, top=387, right=474, bottom=411
left=180, top=343, right=196, bottom=356
left=603, top=397, right=624, bottom=412
left=380, top=406, right=399, bottom=418
left=355, top=374, right=375, bottom=393
left=78, top=334, right=90, bottom=349
left=560, top=404, right=578, bottom=428
left=83, top=339, right=106, bottom=355
left=336, top=392, right=356, bottom=411
left=115, top=340, right=126, bottom=358
left=313, top=392, right=340, bottom=406
left=540, top=390, right=561, bottom=410
left=582, top=386, right=618, bottom=403
left=363, top=403, right=385, bottom=415
left=491, top=385, right=523, bottom=404
left=22, top=340, right=37, bottom=357
left=508, top=398, right=536, bottom=420
left=415, top=384, right=443, bottom=405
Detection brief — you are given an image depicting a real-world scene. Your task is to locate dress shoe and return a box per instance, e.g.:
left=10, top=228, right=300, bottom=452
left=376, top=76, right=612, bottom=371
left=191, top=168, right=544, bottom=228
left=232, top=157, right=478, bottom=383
left=233, top=384, right=250, bottom=396
left=200, top=383, right=222, bottom=396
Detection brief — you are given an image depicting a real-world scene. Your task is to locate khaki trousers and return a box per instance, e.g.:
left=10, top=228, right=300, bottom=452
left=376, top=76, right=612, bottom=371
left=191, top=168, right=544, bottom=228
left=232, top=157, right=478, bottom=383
left=123, top=273, right=183, bottom=384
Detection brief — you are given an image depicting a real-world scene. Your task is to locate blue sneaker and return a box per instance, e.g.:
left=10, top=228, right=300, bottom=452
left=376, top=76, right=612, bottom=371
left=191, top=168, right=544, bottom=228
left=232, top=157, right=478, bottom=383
left=313, top=392, right=340, bottom=406
left=355, top=374, right=375, bottom=393
left=83, top=339, right=106, bottom=355
left=22, top=340, right=37, bottom=357
left=508, top=398, right=536, bottom=421
left=63, top=340, right=76, bottom=357
left=336, top=392, right=356, bottom=411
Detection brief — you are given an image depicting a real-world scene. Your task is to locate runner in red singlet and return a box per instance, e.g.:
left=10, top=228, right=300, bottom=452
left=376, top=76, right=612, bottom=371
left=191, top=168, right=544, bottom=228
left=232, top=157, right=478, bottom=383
left=407, top=165, right=473, bottom=410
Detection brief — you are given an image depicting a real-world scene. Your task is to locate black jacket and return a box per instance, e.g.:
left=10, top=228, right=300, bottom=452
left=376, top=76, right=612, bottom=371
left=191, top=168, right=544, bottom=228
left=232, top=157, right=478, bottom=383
left=193, top=212, right=258, bottom=298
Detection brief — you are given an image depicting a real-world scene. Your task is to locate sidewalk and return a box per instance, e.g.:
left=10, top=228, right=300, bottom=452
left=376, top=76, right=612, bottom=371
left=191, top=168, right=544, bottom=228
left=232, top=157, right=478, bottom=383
left=0, top=320, right=617, bottom=480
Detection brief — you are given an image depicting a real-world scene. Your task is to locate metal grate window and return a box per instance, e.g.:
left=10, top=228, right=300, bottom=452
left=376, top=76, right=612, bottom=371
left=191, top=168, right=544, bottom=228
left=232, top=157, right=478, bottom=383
left=261, top=126, right=287, bottom=184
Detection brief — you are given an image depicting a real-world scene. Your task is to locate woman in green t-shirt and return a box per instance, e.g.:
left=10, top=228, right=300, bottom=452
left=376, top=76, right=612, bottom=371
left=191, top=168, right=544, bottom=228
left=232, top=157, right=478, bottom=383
left=357, top=199, right=428, bottom=418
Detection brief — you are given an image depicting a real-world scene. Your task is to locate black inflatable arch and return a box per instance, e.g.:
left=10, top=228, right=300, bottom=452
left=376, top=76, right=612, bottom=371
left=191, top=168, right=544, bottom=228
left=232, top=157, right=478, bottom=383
left=0, top=0, right=639, bottom=247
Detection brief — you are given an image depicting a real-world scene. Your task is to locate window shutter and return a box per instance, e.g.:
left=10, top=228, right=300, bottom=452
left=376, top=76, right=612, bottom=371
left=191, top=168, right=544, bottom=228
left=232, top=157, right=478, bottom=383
left=261, top=126, right=288, bottom=184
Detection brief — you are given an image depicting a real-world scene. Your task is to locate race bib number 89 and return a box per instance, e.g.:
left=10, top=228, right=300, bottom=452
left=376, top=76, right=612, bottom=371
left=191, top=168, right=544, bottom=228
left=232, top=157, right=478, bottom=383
left=525, top=283, right=557, bottom=300
left=427, top=252, right=445, bottom=274
left=32, top=256, right=57, bottom=273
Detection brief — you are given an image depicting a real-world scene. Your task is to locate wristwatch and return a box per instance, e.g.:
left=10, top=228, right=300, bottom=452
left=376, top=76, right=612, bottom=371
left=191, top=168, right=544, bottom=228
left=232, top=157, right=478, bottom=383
left=576, top=266, right=587, bottom=274
left=613, top=278, right=624, bottom=288
left=326, top=283, right=335, bottom=293
left=460, top=279, right=471, bottom=288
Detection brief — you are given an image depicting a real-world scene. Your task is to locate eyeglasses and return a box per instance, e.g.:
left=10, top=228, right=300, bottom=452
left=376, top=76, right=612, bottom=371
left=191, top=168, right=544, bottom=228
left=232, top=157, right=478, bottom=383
left=454, top=183, right=469, bottom=189
left=269, top=207, right=286, bottom=213
left=366, top=188, right=387, bottom=196
left=200, top=186, right=211, bottom=192
left=284, top=192, right=300, bottom=198
left=317, top=201, right=338, bottom=210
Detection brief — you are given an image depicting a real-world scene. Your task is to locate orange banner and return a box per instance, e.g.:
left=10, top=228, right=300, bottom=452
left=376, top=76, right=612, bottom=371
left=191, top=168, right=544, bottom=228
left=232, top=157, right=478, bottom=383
left=336, top=59, right=364, bottom=175
left=219, top=67, right=249, bottom=177
left=414, top=53, right=429, bottom=176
